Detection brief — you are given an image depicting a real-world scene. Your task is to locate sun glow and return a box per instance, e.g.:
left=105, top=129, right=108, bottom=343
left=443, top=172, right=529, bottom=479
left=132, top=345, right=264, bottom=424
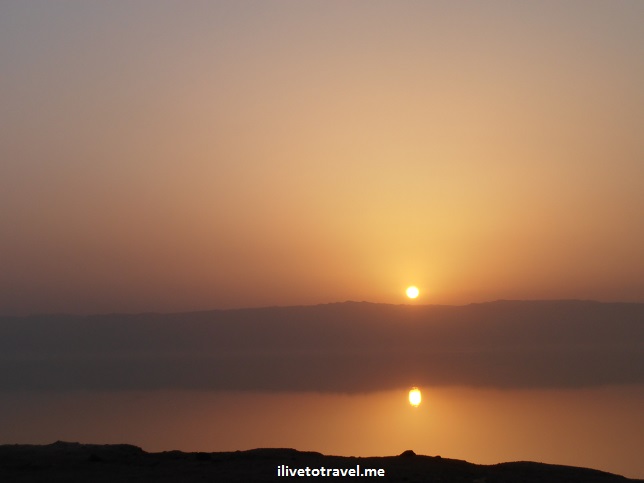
left=409, top=387, right=421, bottom=407
left=406, top=286, right=419, bottom=299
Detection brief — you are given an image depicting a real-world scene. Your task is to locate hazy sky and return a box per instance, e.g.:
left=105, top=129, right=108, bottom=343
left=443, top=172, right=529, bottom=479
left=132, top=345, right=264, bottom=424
left=1, top=1, right=643, bottom=315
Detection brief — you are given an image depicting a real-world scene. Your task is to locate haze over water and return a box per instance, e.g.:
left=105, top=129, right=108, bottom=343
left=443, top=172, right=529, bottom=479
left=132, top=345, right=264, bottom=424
left=2, top=302, right=643, bottom=477
left=1, top=1, right=643, bottom=480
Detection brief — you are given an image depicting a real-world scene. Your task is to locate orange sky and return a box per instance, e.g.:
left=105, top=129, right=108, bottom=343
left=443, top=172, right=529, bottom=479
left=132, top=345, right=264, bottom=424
left=1, top=1, right=643, bottom=314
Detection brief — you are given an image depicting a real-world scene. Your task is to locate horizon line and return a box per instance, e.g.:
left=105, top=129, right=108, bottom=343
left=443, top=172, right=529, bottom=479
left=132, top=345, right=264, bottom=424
left=3, top=298, right=643, bottom=319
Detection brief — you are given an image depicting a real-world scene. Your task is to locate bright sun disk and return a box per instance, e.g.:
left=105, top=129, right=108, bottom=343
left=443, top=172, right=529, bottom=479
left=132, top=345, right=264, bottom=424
left=409, top=387, right=421, bottom=407
left=406, top=286, right=419, bottom=299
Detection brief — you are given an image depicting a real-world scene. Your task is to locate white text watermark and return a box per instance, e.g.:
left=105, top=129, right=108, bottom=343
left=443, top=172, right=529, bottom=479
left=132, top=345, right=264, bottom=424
left=277, top=464, right=385, bottom=477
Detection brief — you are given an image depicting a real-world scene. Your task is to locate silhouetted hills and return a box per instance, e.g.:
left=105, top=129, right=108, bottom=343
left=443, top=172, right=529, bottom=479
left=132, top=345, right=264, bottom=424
left=0, top=442, right=639, bottom=482
left=1, top=300, right=642, bottom=392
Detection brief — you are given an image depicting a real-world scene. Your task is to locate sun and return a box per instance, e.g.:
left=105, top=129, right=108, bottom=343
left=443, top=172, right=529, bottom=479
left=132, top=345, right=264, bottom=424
left=406, top=286, right=419, bottom=299
left=409, top=387, right=421, bottom=407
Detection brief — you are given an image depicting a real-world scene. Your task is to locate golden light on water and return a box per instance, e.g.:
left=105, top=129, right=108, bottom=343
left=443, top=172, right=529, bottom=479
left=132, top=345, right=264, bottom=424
left=406, top=286, right=419, bottom=299
left=409, top=387, right=421, bottom=407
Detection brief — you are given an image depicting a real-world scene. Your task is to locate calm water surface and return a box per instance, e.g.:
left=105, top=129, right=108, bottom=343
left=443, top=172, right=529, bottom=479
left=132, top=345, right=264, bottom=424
left=2, top=385, right=642, bottom=478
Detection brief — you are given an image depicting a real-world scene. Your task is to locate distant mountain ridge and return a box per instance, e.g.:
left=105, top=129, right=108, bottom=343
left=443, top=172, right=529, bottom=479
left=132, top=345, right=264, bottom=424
left=1, top=300, right=642, bottom=392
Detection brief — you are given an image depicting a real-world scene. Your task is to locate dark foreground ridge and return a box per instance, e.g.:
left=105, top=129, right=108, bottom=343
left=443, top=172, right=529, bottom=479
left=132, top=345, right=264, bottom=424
left=0, top=442, right=640, bottom=483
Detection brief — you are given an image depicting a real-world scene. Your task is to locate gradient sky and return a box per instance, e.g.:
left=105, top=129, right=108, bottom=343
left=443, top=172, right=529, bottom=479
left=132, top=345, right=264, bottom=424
left=1, top=1, right=643, bottom=315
